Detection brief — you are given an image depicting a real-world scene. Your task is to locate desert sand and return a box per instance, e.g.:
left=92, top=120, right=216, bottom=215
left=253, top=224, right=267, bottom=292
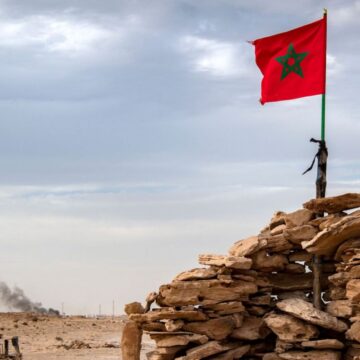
left=0, top=312, right=154, bottom=359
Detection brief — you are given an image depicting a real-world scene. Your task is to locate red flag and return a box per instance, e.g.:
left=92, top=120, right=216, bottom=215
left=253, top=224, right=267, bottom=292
left=252, top=16, right=326, bottom=105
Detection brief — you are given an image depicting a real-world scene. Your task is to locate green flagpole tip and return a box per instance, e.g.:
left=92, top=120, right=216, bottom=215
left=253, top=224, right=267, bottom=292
left=323, top=8, right=327, bottom=15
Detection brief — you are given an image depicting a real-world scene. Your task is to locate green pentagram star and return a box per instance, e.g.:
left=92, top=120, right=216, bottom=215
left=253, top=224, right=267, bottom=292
left=275, top=43, right=308, bottom=80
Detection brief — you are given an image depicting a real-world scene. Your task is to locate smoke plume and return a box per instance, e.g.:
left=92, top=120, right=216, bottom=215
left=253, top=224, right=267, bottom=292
left=0, top=281, right=59, bottom=315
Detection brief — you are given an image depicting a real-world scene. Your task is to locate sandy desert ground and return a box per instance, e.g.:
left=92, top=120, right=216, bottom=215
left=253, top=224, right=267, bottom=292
left=0, top=312, right=154, bottom=360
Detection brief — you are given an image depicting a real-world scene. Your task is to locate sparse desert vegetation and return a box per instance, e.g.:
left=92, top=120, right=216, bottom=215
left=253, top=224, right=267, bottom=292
left=0, top=312, right=154, bottom=359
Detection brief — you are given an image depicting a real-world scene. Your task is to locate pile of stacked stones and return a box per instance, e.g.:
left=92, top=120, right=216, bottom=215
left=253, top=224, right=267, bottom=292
left=121, top=193, right=360, bottom=360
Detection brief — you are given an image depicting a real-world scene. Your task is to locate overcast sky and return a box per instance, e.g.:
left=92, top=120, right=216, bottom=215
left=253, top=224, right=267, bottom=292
left=0, top=0, right=359, bottom=315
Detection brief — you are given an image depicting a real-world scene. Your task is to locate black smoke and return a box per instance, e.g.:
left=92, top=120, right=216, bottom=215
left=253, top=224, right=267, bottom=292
left=0, top=281, right=60, bottom=315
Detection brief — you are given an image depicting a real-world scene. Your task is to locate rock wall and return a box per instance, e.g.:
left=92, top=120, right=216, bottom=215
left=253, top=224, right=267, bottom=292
left=122, top=193, right=360, bottom=360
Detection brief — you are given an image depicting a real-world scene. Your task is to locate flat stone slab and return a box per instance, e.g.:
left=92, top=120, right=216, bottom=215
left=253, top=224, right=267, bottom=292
left=346, top=321, right=360, bottom=342
left=264, top=313, right=318, bottom=342
left=228, top=236, right=267, bottom=257
left=301, top=339, right=344, bottom=349
left=230, top=315, right=270, bottom=341
left=206, top=344, right=250, bottom=360
left=130, top=309, right=208, bottom=322
left=198, top=254, right=252, bottom=269
left=175, top=341, right=238, bottom=360
left=302, top=215, right=360, bottom=256
left=201, top=301, right=245, bottom=316
left=303, top=193, right=360, bottom=214
left=182, top=315, right=238, bottom=341
left=276, top=298, right=348, bottom=332
left=157, top=279, right=257, bottom=307
left=278, top=350, right=341, bottom=360
left=326, top=300, right=353, bottom=318
left=150, top=333, right=208, bottom=347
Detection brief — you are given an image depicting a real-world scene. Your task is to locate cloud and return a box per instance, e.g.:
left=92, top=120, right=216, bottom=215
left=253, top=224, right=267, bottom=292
left=0, top=13, right=142, bottom=58
left=0, top=16, right=107, bottom=53
left=327, top=53, right=342, bottom=76
left=178, top=35, right=251, bottom=77
left=331, top=1, right=360, bottom=26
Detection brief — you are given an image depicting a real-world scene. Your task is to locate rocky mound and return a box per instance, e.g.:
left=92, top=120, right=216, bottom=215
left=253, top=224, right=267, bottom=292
left=122, top=193, right=360, bottom=360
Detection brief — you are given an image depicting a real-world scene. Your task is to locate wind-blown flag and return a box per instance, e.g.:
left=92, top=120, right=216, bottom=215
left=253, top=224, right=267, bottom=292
left=252, top=17, right=326, bottom=104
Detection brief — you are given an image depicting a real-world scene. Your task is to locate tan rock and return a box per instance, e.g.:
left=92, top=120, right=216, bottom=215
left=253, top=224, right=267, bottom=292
left=302, top=216, right=360, bottom=256
left=278, top=291, right=309, bottom=301
left=173, top=268, right=218, bottom=281
left=276, top=298, right=348, bottom=332
left=285, top=209, right=314, bottom=228
left=271, top=224, right=287, bottom=236
left=176, top=341, right=237, bottom=360
left=303, top=193, right=360, bottom=214
left=146, top=351, right=174, bottom=360
left=251, top=250, right=288, bottom=272
left=345, top=345, right=360, bottom=359
left=247, top=305, right=268, bottom=316
left=248, top=341, right=276, bottom=357
left=201, top=301, right=245, bottom=316
left=147, top=346, right=187, bottom=360
left=145, top=292, right=158, bottom=312
left=149, top=332, right=208, bottom=347
left=346, top=279, right=360, bottom=301
left=262, top=233, right=294, bottom=252
left=285, top=263, right=305, bottom=274
left=275, top=339, right=296, bottom=353
left=156, top=347, right=186, bottom=355
left=270, top=211, right=286, bottom=229
left=231, top=272, right=257, bottom=283
left=328, top=272, right=350, bottom=286
left=264, top=313, right=318, bottom=342
left=157, top=279, right=257, bottom=307
left=288, top=251, right=313, bottom=262
left=164, top=320, right=184, bottom=332
left=198, top=254, right=252, bottom=270
left=349, top=315, right=360, bottom=323
left=130, top=309, right=208, bottom=323
left=319, top=214, right=346, bottom=230
left=328, top=286, right=346, bottom=300
left=121, top=320, right=142, bottom=360
left=283, top=225, right=318, bottom=245
left=228, top=236, right=267, bottom=257
left=229, top=313, right=244, bottom=327
left=263, top=353, right=283, bottom=360
left=206, top=344, right=250, bottom=359
left=255, top=274, right=272, bottom=288
left=347, top=322, right=360, bottom=342
left=142, top=322, right=166, bottom=332
left=334, top=238, right=360, bottom=261
left=278, top=350, right=341, bottom=360
left=182, top=316, right=238, bottom=340
left=124, top=302, right=145, bottom=315
left=301, top=339, right=344, bottom=349
left=230, top=315, right=270, bottom=340
left=326, top=300, right=353, bottom=318
left=217, top=274, right=232, bottom=281
left=198, top=254, right=227, bottom=267
left=247, top=294, right=272, bottom=306
left=224, top=256, right=253, bottom=269
left=266, top=273, right=317, bottom=292
left=350, top=265, right=360, bottom=278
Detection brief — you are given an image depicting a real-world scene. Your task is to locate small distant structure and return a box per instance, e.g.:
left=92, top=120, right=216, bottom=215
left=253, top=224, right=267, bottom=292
left=0, top=337, right=22, bottom=359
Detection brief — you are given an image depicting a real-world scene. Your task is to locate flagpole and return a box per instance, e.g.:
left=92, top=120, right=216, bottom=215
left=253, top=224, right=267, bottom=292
left=313, top=8, right=328, bottom=310
left=321, top=94, right=326, bottom=141
left=321, top=8, right=327, bottom=143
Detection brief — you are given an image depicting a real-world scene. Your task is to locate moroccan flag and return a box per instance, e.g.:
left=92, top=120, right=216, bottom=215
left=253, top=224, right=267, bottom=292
left=252, top=16, right=326, bottom=104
